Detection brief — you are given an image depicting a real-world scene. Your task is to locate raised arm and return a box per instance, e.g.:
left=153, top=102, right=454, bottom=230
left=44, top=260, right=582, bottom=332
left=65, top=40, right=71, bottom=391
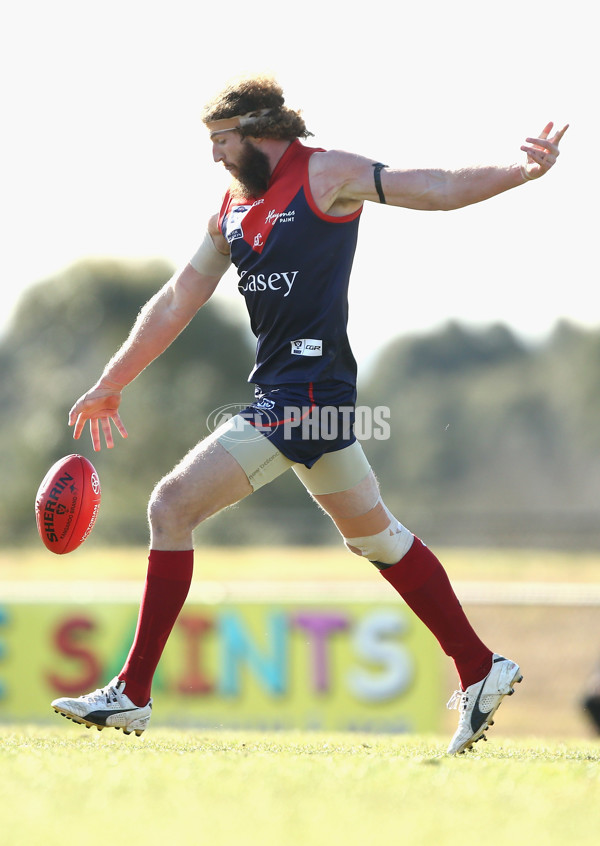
left=311, top=122, right=568, bottom=215
left=70, top=217, right=231, bottom=450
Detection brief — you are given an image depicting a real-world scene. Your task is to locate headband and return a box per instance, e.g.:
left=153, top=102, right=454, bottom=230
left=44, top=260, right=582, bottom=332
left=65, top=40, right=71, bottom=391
left=207, top=108, right=273, bottom=137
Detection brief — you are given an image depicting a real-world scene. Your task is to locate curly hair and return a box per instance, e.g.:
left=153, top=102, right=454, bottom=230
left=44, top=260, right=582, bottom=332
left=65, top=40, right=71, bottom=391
left=201, top=75, right=313, bottom=141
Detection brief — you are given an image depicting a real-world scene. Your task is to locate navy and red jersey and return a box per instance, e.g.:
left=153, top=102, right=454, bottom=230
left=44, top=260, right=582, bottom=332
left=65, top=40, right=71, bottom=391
left=218, top=140, right=362, bottom=388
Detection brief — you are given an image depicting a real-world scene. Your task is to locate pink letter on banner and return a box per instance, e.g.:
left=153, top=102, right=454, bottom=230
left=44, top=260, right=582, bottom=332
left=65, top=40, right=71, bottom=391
left=293, top=612, right=349, bottom=693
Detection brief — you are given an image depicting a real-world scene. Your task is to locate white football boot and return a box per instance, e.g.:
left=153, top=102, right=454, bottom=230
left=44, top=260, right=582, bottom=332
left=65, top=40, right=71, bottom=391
left=51, top=677, right=152, bottom=736
left=446, top=654, right=522, bottom=754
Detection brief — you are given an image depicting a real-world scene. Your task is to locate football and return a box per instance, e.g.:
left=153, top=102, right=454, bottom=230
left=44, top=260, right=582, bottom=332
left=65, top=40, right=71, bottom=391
left=35, top=454, right=101, bottom=554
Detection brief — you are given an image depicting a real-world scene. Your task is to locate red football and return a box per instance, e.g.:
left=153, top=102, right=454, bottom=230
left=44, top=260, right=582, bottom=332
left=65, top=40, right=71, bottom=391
left=35, top=454, right=101, bottom=554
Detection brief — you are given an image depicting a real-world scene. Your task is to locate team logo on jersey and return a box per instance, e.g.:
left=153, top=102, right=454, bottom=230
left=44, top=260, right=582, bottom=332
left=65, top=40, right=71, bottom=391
left=223, top=205, right=252, bottom=243
left=252, top=397, right=276, bottom=410
left=291, top=339, right=323, bottom=357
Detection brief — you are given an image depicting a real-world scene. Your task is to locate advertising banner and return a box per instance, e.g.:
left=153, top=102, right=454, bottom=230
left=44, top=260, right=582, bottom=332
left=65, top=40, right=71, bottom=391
left=0, top=596, right=441, bottom=732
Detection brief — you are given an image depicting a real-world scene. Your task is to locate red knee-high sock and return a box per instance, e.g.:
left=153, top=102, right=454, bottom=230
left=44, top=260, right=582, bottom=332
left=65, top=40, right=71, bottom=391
left=380, top=537, right=492, bottom=690
left=119, top=549, right=194, bottom=706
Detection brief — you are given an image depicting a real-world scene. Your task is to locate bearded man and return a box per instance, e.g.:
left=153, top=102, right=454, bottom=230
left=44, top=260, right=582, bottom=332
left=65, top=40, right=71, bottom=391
left=51, top=75, right=567, bottom=754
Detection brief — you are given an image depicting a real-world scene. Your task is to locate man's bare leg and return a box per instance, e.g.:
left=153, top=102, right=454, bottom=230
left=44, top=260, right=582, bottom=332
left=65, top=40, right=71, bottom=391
left=118, top=438, right=252, bottom=703
left=52, top=438, right=253, bottom=730
left=311, top=470, right=494, bottom=694
left=148, top=437, right=253, bottom=550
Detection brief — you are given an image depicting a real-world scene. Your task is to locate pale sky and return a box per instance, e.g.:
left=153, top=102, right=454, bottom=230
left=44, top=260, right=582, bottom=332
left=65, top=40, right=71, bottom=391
left=3, top=0, right=595, bottom=369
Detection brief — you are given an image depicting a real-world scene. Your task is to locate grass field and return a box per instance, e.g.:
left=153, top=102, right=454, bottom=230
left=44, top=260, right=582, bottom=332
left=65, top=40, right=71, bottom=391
left=2, top=726, right=600, bottom=846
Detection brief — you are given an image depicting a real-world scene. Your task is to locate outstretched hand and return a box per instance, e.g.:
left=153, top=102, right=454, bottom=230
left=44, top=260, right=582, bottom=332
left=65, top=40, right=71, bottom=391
left=68, top=380, right=128, bottom=451
left=521, top=122, right=569, bottom=180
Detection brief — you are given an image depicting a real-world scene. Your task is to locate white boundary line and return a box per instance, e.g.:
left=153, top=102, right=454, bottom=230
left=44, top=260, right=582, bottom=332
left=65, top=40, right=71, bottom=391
left=2, top=580, right=600, bottom=606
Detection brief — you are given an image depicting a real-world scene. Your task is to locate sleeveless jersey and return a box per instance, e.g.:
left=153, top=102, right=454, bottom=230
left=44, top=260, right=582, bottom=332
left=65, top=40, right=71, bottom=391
left=218, top=140, right=362, bottom=387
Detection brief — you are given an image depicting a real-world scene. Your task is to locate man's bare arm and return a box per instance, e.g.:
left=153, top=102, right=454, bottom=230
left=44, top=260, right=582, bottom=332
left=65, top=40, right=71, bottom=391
left=100, top=265, right=221, bottom=387
left=313, top=122, right=568, bottom=215
left=69, top=218, right=228, bottom=450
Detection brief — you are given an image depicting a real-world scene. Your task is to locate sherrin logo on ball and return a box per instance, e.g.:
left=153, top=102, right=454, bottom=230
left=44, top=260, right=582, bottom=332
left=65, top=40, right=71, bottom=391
left=35, top=454, right=101, bottom=554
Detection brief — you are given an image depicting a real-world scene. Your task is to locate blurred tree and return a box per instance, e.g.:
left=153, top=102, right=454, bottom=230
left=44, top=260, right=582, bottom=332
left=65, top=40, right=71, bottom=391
left=359, top=320, right=600, bottom=547
left=2, top=263, right=600, bottom=551
left=0, top=259, right=258, bottom=544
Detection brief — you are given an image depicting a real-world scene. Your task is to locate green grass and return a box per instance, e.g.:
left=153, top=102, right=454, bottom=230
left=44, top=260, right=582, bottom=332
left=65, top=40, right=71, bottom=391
left=2, top=726, right=600, bottom=846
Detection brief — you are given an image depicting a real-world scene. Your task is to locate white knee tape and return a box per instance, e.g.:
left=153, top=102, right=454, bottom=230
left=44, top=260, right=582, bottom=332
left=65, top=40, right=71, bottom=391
left=345, top=507, right=414, bottom=566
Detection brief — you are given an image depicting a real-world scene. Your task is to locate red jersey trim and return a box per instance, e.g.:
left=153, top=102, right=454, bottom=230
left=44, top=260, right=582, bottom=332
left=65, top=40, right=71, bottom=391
left=218, top=142, right=363, bottom=241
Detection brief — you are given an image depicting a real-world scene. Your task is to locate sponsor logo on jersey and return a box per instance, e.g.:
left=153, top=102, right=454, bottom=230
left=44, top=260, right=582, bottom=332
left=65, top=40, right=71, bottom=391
left=266, top=209, right=296, bottom=225
left=238, top=270, right=299, bottom=298
left=290, top=339, right=323, bottom=357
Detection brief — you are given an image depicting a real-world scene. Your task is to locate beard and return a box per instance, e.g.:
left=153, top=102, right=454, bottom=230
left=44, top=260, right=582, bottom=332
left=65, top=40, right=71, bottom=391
left=230, top=140, right=272, bottom=200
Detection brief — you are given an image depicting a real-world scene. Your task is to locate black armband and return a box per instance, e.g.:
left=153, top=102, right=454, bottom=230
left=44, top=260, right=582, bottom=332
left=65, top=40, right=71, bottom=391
left=372, top=162, right=388, bottom=204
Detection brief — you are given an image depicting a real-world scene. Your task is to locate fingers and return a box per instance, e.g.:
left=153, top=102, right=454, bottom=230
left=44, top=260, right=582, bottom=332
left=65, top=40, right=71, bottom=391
left=72, top=413, right=86, bottom=441
left=520, top=144, right=558, bottom=167
left=72, top=412, right=128, bottom=451
left=111, top=412, right=129, bottom=440
left=89, top=418, right=102, bottom=452
left=523, top=136, right=556, bottom=156
left=554, top=123, right=570, bottom=144
left=519, top=120, right=568, bottom=180
left=524, top=122, right=569, bottom=156
left=68, top=398, right=85, bottom=427
left=89, top=417, right=114, bottom=451
left=101, top=417, right=115, bottom=450
left=68, top=385, right=128, bottom=451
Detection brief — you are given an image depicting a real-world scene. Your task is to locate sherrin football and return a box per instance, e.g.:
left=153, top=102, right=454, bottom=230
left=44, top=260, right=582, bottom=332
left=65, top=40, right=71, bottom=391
left=35, top=454, right=101, bottom=554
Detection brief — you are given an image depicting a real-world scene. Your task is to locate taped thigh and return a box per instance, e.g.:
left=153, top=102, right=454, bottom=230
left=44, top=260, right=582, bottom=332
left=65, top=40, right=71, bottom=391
left=292, top=440, right=371, bottom=495
left=215, top=414, right=294, bottom=491
left=293, top=442, right=414, bottom=565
